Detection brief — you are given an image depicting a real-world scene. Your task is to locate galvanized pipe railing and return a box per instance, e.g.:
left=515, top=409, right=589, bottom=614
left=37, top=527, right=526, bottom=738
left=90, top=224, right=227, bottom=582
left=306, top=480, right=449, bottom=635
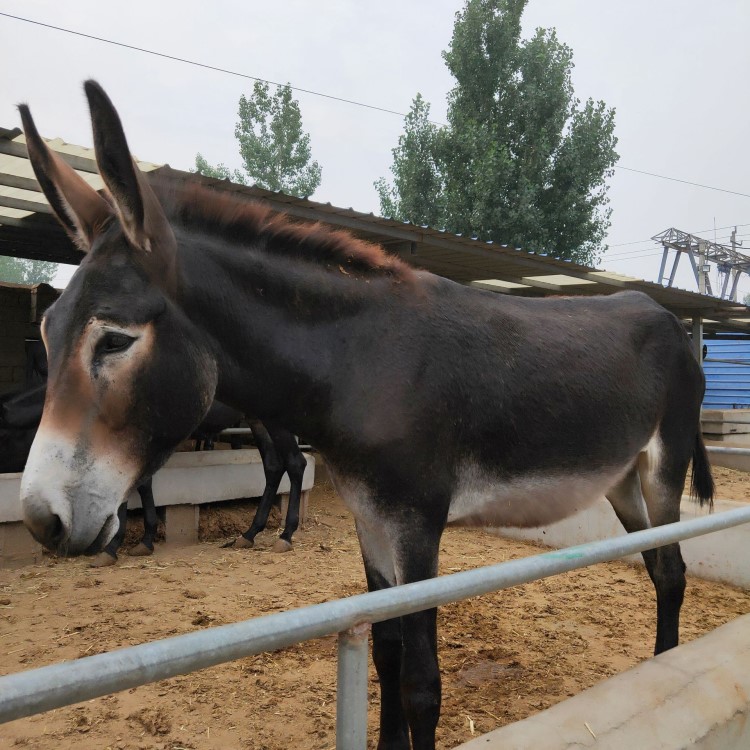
left=1, top=505, right=750, bottom=747
left=706, top=446, right=750, bottom=456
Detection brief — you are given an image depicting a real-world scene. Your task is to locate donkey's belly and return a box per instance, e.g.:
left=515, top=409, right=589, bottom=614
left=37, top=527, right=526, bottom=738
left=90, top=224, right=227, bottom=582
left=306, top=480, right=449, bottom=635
left=447, top=461, right=633, bottom=529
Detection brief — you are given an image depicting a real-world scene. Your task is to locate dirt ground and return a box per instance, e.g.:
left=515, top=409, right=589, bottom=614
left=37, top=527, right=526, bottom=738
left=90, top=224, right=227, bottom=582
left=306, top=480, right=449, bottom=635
left=1, top=469, right=748, bottom=750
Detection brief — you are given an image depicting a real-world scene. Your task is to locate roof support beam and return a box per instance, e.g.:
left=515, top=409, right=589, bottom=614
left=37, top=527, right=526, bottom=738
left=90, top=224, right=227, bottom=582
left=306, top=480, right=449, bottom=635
left=0, top=173, right=43, bottom=192
left=578, top=272, right=639, bottom=289
left=0, top=139, right=101, bottom=174
left=468, top=281, right=529, bottom=295
left=0, top=196, right=52, bottom=214
left=471, top=277, right=564, bottom=293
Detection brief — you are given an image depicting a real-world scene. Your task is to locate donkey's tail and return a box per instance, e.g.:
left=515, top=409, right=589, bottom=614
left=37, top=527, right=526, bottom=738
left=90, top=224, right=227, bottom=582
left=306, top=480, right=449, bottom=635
left=690, top=432, right=714, bottom=510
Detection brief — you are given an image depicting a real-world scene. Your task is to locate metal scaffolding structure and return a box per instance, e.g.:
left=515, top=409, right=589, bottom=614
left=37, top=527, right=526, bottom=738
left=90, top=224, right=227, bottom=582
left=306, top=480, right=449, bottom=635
left=653, top=226, right=750, bottom=300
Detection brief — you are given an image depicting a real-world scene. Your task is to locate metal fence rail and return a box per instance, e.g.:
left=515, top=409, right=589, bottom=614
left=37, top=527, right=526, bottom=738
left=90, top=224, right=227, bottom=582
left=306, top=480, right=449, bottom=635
left=707, top=446, right=750, bottom=456
left=1, top=505, right=750, bottom=746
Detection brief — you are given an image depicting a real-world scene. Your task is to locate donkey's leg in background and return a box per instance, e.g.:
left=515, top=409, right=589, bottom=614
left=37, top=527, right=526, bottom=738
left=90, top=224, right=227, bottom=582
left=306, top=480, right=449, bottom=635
left=268, top=428, right=307, bottom=552
left=90, top=501, right=128, bottom=567
left=234, top=420, right=285, bottom=549
left=129, top=479, right=157, bottom=557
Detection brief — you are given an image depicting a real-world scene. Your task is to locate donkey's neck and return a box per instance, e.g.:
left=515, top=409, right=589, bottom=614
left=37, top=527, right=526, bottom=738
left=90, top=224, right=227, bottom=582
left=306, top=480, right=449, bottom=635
left=174, top=231, right=411, bottom=442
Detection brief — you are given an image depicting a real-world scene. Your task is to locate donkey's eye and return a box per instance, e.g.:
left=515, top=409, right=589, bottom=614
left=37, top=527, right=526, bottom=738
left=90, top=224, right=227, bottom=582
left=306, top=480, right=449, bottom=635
left=99, top=332, right=135, bottom=354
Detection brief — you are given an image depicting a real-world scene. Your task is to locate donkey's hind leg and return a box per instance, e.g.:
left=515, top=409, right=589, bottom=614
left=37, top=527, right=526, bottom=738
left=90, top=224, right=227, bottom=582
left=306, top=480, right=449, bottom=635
left=606, top=461, right=686, bottom=654
left=637, top=445, right=688, bottom=654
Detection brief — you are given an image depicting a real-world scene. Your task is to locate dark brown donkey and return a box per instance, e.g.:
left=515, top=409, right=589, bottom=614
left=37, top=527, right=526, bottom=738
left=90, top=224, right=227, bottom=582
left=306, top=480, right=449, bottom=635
left=19, top=82, right=713, bottom=750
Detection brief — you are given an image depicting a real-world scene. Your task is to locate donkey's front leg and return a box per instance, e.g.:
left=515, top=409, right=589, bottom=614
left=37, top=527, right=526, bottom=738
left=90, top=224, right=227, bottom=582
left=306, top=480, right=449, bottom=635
left=269, top=428, right=307, bottom=552
left=234, top=420, right=284, bottom=549
left=90, top=501, right=128, bottom=567
left=397, top=536, right=442, bottom=750
left=358, top=514, right=443, bottom=750
left=129, top=479, right=158, bottom=557
left=358, top=524, right=409, bottom=750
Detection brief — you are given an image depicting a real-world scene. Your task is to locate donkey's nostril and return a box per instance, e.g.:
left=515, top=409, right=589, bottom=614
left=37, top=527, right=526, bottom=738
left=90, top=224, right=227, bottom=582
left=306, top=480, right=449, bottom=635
left=23, top=506, right=70, bottom=552
left=49, top=514, right=66, bottom=547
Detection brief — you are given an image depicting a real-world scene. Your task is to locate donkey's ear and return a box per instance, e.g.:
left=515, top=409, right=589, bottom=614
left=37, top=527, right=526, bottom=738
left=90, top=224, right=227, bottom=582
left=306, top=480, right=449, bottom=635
left=19, top=104, right=112, bottom=252
left=84, top=80, right=175, bottom=258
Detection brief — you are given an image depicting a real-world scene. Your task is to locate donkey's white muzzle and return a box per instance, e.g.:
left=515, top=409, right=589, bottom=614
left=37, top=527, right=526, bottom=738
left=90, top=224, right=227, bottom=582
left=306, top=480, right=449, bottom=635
left=20, top=429, right=130, bottom=555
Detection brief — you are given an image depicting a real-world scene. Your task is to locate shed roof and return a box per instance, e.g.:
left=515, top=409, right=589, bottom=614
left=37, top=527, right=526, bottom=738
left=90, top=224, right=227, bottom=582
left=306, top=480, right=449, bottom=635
left=1, top=126, right=748, bottom=335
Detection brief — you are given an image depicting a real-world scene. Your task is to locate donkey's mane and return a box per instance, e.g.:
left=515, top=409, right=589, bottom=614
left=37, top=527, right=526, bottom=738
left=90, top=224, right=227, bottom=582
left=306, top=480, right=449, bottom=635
left=159, top=180, right=414, bottom=282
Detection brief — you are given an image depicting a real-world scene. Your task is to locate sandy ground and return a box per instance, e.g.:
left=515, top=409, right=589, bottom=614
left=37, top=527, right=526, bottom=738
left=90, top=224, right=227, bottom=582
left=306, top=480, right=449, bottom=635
left=0, top=470, right=748, bottom=750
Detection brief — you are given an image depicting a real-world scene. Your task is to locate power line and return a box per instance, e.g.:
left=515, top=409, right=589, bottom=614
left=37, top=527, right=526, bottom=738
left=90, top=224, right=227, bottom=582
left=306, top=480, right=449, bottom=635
left=615, top=166, right=750, bottom=199
left=606, top=232, right=750, bottom=261
left=0, top=11, right=415, bottom=121
left=3, top=11, right=749, bottom=201
left=605, top=233, right=750, bottom=265
left=607, top=223, right=750, bottom=249
left=605, top=233, right=750, bottom=263
left=605, top=252, right=664, bottom=264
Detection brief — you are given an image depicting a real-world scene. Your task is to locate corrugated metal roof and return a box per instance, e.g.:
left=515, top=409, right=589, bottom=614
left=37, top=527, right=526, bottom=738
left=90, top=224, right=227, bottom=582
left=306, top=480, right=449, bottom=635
left=0, top=126, right=160, bottom=265
left=1, top=126, right=749, bottom=334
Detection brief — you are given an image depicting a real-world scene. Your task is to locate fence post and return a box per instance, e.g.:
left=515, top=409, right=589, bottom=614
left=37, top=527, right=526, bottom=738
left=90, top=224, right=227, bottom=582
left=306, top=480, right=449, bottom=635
left=336, top=622, right=370, bottom=749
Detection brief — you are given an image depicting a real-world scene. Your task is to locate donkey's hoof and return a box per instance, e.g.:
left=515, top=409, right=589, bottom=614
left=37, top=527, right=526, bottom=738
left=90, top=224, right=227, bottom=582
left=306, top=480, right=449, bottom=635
left=235, top=536, right=254, bottom=549
left=90, top=551, right=117, bottom=568
left=272, top=538, right=293, bottom=553
left=127, top=543, right=153, bottom=557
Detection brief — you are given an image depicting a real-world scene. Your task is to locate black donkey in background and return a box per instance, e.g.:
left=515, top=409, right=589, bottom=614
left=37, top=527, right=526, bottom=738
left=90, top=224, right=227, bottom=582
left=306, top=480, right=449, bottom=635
left=0, top=384, right=308, bottom=565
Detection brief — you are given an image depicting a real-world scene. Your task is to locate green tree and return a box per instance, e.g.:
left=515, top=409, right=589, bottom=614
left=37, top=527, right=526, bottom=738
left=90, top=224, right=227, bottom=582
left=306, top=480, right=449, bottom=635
left=376, top=0, right=618, bottom=265
left=195, top=82, right=322, bottom=198
left=193, top=153, right=246, bottom=185
left=0, top=256, right=57, bottom=285
left=375, top=94, right=446, bottom=229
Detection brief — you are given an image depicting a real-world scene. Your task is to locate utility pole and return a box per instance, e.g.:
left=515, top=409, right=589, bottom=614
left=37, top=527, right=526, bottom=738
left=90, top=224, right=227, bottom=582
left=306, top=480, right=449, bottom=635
left=698, top=240, right=707, bottom=295
left=730, top=227, right=743, bottom=301
left=731, top=227, right=743, bottom=255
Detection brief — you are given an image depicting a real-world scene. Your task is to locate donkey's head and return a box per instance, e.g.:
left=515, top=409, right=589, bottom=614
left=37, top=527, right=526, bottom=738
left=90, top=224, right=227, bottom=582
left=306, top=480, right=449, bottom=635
left=20, top=82, right=217, bottom=555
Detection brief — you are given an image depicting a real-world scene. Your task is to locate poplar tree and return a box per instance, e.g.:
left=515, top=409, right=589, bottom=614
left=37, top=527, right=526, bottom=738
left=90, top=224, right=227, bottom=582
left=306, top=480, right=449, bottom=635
left=195, top=82, right=322, bottom=198
left=376, top=0, right=618, bottom=264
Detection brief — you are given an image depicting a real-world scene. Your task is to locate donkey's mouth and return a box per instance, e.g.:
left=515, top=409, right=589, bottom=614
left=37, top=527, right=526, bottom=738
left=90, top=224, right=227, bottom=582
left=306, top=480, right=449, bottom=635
left=83, top=517, right=118, bottom=556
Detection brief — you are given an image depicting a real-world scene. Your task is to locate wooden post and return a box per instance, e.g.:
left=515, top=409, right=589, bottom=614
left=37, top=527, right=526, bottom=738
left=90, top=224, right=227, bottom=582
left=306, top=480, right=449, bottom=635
left=280, top=490, right=310, bottom=528
left=0, top=522, right=43, bottom=568
left=164, top=505, right=199, bottom=546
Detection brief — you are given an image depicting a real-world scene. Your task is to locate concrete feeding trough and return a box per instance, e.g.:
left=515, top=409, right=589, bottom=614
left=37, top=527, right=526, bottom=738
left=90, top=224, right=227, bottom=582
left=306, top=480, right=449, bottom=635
left=493, top=496, right=750, bottom=589
left=0, top=448, right=315, bottom=567
left=702, top=408, right=750, bottom=446
left=456, top=613, right=750, bottom=750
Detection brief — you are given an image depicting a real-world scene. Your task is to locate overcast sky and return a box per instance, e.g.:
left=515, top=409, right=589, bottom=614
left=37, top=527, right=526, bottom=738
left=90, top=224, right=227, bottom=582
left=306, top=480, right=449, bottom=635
left=1, top=0, right=749, bottom=296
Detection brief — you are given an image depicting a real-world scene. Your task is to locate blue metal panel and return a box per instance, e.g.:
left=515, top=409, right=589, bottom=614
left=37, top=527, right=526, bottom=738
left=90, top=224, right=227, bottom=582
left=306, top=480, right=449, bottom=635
left=703, top=338, right=750, bottom=409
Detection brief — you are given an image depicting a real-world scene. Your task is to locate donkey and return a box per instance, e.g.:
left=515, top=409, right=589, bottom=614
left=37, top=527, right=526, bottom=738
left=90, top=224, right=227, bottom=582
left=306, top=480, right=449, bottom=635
left=19, top=82, right=713, bottom=750
left=2, top=383, right=307, bottom=561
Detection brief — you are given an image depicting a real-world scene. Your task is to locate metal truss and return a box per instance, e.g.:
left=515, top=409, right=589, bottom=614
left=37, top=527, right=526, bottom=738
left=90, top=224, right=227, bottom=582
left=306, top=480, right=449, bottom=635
left=653, top=227, right=750, bottom=300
